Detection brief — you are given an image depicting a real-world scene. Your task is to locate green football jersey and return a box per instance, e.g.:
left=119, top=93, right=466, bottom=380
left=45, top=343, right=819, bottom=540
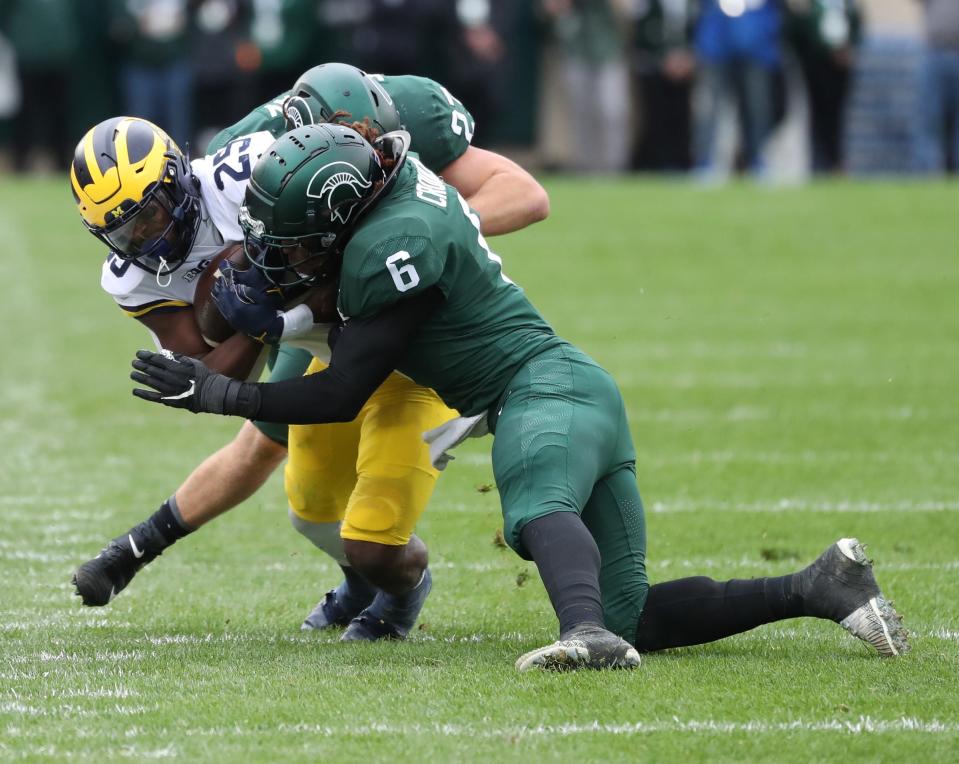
left=206, top=74, right=474, bottom=172
left=338, top=156, right=563, bottom=417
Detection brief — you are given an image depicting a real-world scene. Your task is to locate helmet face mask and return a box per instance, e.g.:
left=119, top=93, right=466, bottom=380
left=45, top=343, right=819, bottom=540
left=240, top=217, right=339, bottom=289
left=71, top=117, right=201, bottom=276
left=241, top=123, right=402, bottom=289
left=92, top=161, right=198, bottom=275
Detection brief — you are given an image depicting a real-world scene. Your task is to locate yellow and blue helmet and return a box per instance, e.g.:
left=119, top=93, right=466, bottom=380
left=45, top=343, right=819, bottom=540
left=70, top=117, right=200, bottom=275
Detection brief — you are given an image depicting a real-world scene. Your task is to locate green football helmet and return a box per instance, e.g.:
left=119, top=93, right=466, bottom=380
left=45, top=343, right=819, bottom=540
left=240, top=122, right=410, bottom=287
left=283, top=63, right=401, bottom=135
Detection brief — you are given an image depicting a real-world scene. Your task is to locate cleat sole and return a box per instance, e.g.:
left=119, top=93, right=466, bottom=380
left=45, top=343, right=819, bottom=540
left=840, top=595, right=910, bottom=657
left=515, top=639, right=641, bottom=673
left=515, top=642, right=590, bottom=672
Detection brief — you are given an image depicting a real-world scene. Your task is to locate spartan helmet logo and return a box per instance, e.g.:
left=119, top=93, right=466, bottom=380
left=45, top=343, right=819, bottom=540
left=306, top=162, right=373, bottom=225
left=283, top=96, right=312, bottom=128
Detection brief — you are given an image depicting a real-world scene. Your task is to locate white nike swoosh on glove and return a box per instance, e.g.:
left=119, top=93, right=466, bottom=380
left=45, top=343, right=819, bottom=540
left=162, top=380, right=196, bottom=401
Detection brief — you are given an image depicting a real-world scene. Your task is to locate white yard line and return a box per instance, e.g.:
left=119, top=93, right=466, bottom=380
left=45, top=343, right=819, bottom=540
left=268, top=718, right=959, bottom=737
left=0, top=701, right=147, bottom=717
left=648, top=499, right=959, bottom=513
left=649, top=558, right=959, bottom=572
left=429, top=498, right=959, bottom=514
left=641, top=449, right=959, bottom=465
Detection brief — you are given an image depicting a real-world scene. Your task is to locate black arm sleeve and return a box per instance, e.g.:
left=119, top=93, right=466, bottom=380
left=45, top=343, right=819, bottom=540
left=252, top=287, right=443, bottom=424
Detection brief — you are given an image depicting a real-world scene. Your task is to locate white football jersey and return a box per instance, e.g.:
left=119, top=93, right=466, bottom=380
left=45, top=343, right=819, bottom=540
left=100, top=130, right=276, bottom=319
left=98, top=131, right=338, bottom=362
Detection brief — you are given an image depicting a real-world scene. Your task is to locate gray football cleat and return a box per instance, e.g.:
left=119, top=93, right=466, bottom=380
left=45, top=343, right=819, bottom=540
left=340, top=614, right=405, bottom=642
left=301, top=587, right=361, bottom=631
left=515, top=624, right=641, bottom=672
left=798, top=537, right=909, bottom=657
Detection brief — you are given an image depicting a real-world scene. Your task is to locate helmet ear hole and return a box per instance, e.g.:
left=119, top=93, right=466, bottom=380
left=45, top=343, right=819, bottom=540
left=288, top=63, right=401, bottom=134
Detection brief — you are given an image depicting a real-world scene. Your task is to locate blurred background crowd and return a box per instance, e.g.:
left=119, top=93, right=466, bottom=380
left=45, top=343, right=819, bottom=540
left=0, top=0, right=954, bottom=180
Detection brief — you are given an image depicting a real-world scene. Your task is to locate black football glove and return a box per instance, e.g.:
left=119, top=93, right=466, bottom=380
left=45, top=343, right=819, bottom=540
left=130, top=349, right=260, bottom=417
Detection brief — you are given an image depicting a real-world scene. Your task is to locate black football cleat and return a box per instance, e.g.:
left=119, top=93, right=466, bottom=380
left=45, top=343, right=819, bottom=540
left=340, top=614, right=405, bottom=642
left=73, top=536, right=142, bottom=606
left=515, top=624, right=641, bottom=672
left=797, top=537, right=909, bottom=657
left=72, top=525, right=165, bottom=606
left=340, top=568, right=432, bottom=642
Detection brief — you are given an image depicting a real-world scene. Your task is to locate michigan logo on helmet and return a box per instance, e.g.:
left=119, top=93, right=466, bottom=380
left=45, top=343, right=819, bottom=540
left=307, top=162, right=374, bottom=225
left=70, top=116, right=200, bottom=276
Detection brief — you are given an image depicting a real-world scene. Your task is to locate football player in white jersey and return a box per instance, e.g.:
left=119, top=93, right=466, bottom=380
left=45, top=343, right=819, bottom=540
left=69, top=66, right=551, bottom=638
left=92, top=124, right=278, bottom=366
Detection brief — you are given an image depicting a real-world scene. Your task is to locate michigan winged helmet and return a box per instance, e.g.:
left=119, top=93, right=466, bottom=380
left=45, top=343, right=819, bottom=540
left=70, top=117, right=201, bottom=277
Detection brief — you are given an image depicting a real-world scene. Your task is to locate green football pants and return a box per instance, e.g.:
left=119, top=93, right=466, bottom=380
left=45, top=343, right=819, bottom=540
left=490, top=344, right=648, bottom=641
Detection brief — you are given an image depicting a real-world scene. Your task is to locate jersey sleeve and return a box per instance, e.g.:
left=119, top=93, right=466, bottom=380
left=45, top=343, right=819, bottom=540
left=205, top=92, right=291, bottom=154
left=100, top=254, right=190, bottom=317
left=192, top=131, right=276, bottom=242
left=338, top=221, right=446, bottom=320
left=381, top=75, right=475, bottom=172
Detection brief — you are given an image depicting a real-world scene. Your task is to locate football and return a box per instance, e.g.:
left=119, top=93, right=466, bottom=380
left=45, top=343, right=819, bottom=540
left=193, top=243, right=249, bottom=346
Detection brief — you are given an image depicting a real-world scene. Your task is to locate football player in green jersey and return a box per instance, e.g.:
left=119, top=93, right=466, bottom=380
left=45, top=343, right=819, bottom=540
left=72, top=64, right=549, bottom=638
left=130, top=123, right=909, bottom=669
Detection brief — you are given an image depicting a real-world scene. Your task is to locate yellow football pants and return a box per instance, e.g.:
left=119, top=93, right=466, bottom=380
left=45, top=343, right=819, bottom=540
left=285, top=358, right=456, bottom=546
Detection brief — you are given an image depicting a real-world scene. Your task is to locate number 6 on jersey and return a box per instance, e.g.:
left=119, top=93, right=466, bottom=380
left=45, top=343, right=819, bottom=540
left=385, top=251, right=421, bottom=292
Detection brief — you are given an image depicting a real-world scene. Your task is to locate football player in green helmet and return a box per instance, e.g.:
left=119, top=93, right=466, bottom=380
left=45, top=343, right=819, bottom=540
left=130, top=124, right=909, bottom=669
left=282, top=63, right=401, bottom=135
left=72, top=64, right=550, bottom=642
left=209, top=62, right=548, bottom=237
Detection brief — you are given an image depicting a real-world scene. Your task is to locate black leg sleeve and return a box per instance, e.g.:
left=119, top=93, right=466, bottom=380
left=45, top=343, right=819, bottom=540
left=520, top=512, right=605, bottom=637
left=634, top=574, right=804, bottom=652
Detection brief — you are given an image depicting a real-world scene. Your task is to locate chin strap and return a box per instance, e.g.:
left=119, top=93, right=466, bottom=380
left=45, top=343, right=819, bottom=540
left=155, top=256, right=172, bottom=288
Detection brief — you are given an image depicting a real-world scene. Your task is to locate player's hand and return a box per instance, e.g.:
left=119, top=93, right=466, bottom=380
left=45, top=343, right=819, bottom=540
left=130, top=349, right=259, bottom=417
left=212, top=261, right=287, bottom=344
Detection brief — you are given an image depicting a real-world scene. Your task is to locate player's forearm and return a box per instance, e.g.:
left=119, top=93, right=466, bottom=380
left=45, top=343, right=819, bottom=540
left=254, top=291, right=441, bottom=423
left=254, top=365, right=380, bottom=424
left=132, top=290, right=442, bottom=421
left=467, top=172, right=550, bottom=237
left=197, top=333, right=264, bottom=379
left=139, top=309, right=264, bottom=379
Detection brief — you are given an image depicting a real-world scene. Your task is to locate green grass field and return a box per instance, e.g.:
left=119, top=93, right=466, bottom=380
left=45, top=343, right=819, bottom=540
left=1, top=176, right=957, bottom=762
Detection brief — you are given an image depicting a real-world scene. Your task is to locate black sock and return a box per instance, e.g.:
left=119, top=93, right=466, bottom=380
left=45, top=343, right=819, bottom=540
left=519, top=512, right=605, bottom=637
left=148, top=496, right=194, bottom=543
left=634, top=574, right=805, bottom=652
left=126, top=497, right=194, bottom=563
left=338, top=564, right=378, bottom=611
